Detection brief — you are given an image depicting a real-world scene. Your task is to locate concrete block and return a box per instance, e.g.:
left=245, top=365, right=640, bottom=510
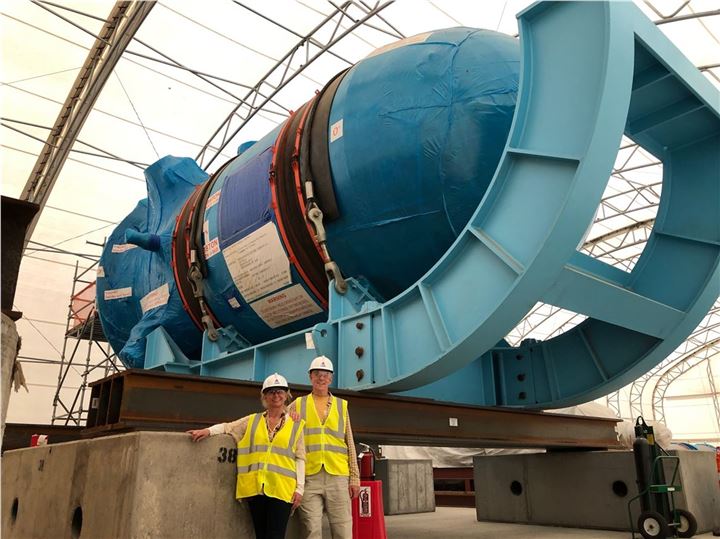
left=375, top=459, right=435, bottom=515
left=473, top=450, right=720, bottom=533
left=2, top=432, right=254, bottom=539
left=672, top=449, right=720, bottom=532
left=527, top=451, right=634, bottom=529
left=474, top=453, right=529, bottom=523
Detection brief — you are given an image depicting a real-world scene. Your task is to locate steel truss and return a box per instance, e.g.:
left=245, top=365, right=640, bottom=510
left=196, top=0, right=400, bottom=170
left=652, top=337, right=720, bottom=426
left=605, top=390, right=622, bottom=418
left=628, top=305, right=720, bottom=418
left=20, top=0, right=156, bottom=246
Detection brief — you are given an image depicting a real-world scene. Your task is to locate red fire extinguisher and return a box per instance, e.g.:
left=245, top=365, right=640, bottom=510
left=357, top=443, right=377, bottom=480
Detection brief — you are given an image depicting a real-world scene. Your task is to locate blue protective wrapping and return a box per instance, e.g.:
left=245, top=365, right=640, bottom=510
left=217, top=146, right=274, bottom=248
left=96, top=157, right=208, bottom=368
left=326, top=28, right=519, bottom=299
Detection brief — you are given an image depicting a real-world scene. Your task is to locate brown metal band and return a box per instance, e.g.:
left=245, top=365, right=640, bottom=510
left=171, top=185, right=206, bottom=330
left=272, top=101, right=329, bottom=304
left=303, top=68, right=350, bottom=222
left=170, top=162, right=228, bottom=331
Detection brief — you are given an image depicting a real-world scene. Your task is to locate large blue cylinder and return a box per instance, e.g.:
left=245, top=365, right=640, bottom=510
left=326, top=28, right=519, bottom=297
left=96, top=28, right=519, bottom=367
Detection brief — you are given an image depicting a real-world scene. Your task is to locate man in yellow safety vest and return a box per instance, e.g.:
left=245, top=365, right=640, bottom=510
left=291, top=355, right=360, bottom=539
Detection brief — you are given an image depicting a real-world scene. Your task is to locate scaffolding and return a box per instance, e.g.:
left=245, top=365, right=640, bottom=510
left=51, top=260, right=123, bottom=426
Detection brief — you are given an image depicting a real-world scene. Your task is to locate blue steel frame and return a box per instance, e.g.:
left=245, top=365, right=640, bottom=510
left=145, top=1, right=720, bottom=409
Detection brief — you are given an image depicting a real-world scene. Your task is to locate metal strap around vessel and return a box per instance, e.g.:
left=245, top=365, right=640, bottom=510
left=189, top=157, right=232, bottom=277
left=270, top=105, right=329, bottom=306
left=171, top=186, right=208, bottom=330
left=304, top=68, right=350, bottom=222
left=299, top=70, right=351, bottom=292
left=292, top=96, right=327, bottom=263
left=170, top=162, right=228, bottom=332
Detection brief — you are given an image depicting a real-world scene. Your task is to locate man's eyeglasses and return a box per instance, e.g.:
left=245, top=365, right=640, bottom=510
left=265, top=388, right=287, bottom=395
left=311, top=371, right=332, bottom=378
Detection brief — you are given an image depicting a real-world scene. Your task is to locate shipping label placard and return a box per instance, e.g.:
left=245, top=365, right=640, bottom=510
left=140, top=283, right=169, bottom=314
left=205, top=190, right=221, bottom=210
left=330, top=118, right=343, bottom=143
left=203, top=220, right=210, bottom=244
left=222, top=222, right=291, bottom=302
left=104, top=287, right=132, bottom=300
left=111, top=243, right=138, bottom=253
left=204, top=237, right=220, bottom=259
left=250, top=285, right=322, bottom=329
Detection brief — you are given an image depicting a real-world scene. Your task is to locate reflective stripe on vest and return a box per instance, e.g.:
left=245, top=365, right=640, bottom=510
left=296, top=395, right=349, bottom=476
left=235, top=413, right=303, bottom=503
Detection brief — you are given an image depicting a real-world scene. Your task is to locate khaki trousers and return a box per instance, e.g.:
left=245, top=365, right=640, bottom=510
left=298, top=468, right=352, bottom=539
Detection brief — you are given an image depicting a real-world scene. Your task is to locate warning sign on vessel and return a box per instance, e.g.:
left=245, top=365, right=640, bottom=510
left=250, top=285, right=322, bottom=329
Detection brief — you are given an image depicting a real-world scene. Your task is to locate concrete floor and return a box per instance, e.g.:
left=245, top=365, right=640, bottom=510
left=384, top=507, right=720, bottom=538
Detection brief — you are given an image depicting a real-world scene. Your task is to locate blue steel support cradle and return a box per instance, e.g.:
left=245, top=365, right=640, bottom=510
left=145, top=1, right=720, bottom=409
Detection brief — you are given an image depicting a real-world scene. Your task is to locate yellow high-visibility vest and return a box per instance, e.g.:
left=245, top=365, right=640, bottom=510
left=295, top=395, right=349, bottom=476
left=235, top=413, right=304, bottom=503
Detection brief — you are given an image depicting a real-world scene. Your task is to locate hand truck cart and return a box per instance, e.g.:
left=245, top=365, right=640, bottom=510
left=627, top=417, right=697, bottom=539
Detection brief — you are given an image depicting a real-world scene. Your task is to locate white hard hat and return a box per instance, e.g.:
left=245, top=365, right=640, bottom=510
left=308, top=355, right=334, bottom=373
left=262, top=373, right=289, bottom=392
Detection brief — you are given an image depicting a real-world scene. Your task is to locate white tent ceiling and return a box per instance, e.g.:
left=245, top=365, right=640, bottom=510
left=1, top=0, right=719, bottom=439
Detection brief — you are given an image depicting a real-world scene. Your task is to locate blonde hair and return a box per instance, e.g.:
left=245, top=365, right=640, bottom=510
left=260, top=389, right=293, bottom=409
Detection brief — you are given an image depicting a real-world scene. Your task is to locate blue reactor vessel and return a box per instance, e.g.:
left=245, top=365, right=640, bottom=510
left=98, top=28, right=520, bottom=367
left=97, top=1, right=720, bottom=409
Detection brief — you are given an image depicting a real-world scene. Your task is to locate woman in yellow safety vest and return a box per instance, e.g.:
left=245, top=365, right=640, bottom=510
left=290, top=356, right=361, bottom=539
left=187, top=373, right=305, bottom=539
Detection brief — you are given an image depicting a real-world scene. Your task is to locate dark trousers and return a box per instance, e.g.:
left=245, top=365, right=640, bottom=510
left=246, top=494, right=292, bottom=539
